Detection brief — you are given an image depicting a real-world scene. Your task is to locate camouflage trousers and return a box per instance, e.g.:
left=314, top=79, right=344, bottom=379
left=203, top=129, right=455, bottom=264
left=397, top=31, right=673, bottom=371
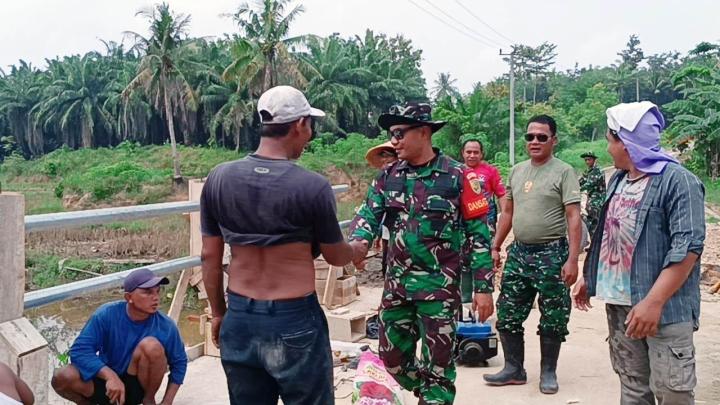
left=585, top=199, right=603, bottom=239
left=496, top=238, right=571, bottom=340
left=380, top=299, right=458, bottom=404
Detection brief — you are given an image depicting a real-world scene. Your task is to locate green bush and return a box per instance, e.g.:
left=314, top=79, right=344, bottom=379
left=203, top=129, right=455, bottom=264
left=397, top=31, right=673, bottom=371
left=299, top=133, right=384, bottom=180
left=60, top=161, right=170, bottom=201
left=701, top=177, right=720, bottom=206
left=0, top=152, right=33, bottom=178
left=1, top=143, right=243, bottom=203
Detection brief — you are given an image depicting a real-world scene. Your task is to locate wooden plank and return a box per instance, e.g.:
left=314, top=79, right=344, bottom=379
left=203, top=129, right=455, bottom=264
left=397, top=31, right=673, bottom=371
left=188, top=180, right=204, bottom=259
left=326, top=311, right=367, bottom=342
left=0, top=193, right=25, bottom=323
left=322, top=265, right=339, bottom=309
left=186, top=180, right=209, bottom=315
left=197, top=283, right=208, bottom=300
left=0, top=318, right=49, bottom=405
left=710, top=280, right=720, bottom=294
left=189, top=268, right=204, bottom=286
left=185, top=343, right=205, bottom=361
left=0, top=318, right=48, bottom=356
left=204, top=321, right=221, bottom=357
left=168, top=268, right=192, bottom=323
left=103, top=259, right=156, bottom=265
left=18, top=347, right=49, bottom=405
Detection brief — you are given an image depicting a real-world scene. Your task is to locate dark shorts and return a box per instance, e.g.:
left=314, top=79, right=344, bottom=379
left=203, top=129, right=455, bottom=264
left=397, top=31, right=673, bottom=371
left=91, top=373, right=144, bottom=405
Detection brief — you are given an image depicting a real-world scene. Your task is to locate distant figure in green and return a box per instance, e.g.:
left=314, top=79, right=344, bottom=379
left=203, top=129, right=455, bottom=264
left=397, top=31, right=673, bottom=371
left=579, top=151, right=606, bottom=240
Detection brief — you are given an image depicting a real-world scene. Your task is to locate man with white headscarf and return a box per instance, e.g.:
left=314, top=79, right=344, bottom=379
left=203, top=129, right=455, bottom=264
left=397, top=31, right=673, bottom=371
left=574, top=101, right=705, bottom=405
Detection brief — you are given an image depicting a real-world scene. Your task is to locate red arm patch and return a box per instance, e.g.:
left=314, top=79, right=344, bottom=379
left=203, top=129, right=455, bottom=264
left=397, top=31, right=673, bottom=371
left=461, top=169, right=489, bottom=220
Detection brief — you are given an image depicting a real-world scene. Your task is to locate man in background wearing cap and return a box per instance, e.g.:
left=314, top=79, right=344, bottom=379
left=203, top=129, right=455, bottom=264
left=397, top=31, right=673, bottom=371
left=574, top=102, right=705, bottom=404
left=52, top=268, right=187, bottom=405
left=484, top=114, right=582, bottom=395
left=579, top=151, right=606, bottom=240
left=349, top=102, right=494, bottom=404
left=201, top=85, right=353, bottom=404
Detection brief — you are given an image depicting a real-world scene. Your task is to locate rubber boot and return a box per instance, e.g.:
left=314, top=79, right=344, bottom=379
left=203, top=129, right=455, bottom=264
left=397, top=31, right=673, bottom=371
left=539, top=335, right=562, bottom=394
left=483, top=332, right=527, bottom=385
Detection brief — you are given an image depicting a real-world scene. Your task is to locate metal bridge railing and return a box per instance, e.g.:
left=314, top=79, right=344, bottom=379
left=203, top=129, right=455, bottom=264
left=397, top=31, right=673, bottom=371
left=23, top=184, right=350, bottom=309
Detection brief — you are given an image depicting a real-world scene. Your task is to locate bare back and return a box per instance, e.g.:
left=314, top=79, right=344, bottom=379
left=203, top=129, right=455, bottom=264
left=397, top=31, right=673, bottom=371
left=227, top=243, right=315, bottom=300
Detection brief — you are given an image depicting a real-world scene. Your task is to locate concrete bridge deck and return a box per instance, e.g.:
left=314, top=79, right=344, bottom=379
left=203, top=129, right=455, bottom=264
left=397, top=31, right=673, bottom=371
left=48, top=284, right=720, bottom=404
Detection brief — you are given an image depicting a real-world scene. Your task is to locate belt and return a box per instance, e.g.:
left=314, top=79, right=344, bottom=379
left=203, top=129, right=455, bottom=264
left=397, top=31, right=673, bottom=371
left=513, top=237, right=567, bottom=252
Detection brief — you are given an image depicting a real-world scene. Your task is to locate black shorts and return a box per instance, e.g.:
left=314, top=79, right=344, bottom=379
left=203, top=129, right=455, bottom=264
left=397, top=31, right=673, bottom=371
left=91, top=373, right=144, bottom=405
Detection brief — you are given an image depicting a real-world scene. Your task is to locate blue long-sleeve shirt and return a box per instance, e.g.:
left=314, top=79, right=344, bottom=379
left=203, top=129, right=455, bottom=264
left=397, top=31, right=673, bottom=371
left=69, top=301, right=187, bottom=385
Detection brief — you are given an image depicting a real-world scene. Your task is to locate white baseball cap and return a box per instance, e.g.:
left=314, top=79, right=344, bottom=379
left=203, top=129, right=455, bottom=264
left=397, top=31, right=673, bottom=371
left=257, top=85, right=325, bottom=124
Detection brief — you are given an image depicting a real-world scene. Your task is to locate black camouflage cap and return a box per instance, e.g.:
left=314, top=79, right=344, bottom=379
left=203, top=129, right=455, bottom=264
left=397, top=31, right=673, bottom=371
left=378, top=102, right=446, bottom=133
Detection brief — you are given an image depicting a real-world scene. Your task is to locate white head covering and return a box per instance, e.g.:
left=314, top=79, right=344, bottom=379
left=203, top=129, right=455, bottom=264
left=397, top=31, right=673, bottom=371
left=605, top=101, right=677, bottom=174
left=606, top=101, right=663, bottom=133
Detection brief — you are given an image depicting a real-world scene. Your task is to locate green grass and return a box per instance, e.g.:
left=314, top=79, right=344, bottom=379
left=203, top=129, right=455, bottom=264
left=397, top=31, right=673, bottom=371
left=1, top=138, right=381, bottom=212
left=25, top=251, right=139, bottom=290
left=1, top=181, right=65, bottom=214
left=701, top=177, right=720, bottom=206
left=0, top=142, right=246, bottom=212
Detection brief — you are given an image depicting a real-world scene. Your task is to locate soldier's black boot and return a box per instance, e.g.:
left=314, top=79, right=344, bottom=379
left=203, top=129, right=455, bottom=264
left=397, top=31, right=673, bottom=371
left=539, top=335, right=562, bottom=394
left=483, top=332, right=527, bottom=385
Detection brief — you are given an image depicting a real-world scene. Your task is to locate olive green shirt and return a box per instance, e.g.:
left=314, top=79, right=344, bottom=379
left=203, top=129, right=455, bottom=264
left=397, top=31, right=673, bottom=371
left=506, top=157, right=581, bottom=244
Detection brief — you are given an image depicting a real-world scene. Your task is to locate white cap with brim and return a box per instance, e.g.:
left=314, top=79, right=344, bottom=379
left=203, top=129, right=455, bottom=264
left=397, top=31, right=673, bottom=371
left=257, top=85, right=325, bottom=124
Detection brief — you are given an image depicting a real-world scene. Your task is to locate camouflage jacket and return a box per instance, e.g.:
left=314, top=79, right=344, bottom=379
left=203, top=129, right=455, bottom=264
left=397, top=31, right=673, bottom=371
left=579, top=165, right=606, bottom=209
left=349, top=150, right=493, bottom=302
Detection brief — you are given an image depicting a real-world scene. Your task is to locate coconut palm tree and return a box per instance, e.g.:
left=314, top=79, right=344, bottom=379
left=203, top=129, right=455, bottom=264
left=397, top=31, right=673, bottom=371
left=123, top=2, right=199, bottom=181
left=432, top=72, right=460, bottom=103
left=202, top=81, right=255, bottom=151
left=223, top=0, right=307, bottom=96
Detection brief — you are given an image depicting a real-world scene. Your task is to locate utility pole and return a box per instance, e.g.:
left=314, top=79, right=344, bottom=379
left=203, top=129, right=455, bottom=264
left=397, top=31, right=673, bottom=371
left=500, top=48, right=516, bottom=166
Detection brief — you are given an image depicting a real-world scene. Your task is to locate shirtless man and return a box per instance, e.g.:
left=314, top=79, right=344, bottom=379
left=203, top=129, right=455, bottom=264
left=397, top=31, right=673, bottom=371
left=201, top=85, right=353, bottom=405
left=0, top=362, right=34, bottom=405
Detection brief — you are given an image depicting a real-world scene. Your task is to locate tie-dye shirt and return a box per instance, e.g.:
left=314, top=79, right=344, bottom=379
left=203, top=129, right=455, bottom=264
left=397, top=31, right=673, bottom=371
left=596, top=176, right=650, bottom=305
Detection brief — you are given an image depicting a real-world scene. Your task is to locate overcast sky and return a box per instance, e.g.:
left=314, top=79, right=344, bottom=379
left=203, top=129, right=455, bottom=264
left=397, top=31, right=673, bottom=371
left=2, top=0, right=719, bottom=93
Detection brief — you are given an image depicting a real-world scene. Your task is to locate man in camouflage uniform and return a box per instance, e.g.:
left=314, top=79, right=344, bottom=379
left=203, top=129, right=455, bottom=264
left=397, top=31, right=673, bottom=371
left=579, top=151, right=606, bottom=239
left=484, top=115, right=582, bottom=395
left=349, top=103, right=494, bottom=404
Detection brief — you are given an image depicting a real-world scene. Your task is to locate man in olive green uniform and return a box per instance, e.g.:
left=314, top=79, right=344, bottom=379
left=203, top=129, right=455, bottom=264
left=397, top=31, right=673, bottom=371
left=579, top=151, right=606, bottom=239
left=484, top=115, right=582, bottom=395
left=349, top=103, right=494, bottom=404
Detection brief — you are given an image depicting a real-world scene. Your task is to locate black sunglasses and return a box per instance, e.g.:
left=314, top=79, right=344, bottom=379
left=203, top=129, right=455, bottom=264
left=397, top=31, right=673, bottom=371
left=525, top=133, right=551, bottom=143
left=388, top=124, right=423, bottom=141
